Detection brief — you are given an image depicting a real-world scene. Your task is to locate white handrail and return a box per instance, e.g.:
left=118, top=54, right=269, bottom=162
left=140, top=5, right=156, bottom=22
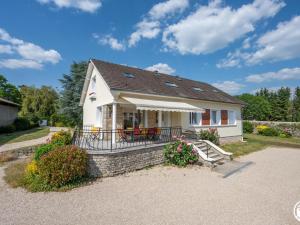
left=192, top=144, right=215, bottom=162
left=201, top=140, right=232, bottom=156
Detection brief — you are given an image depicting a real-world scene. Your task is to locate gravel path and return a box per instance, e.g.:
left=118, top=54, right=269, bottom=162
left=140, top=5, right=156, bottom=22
left=1, top=147, right=300, bottom=225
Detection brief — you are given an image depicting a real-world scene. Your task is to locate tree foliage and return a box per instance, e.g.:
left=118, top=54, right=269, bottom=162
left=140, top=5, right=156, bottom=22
left=0, top=74, right=21, bottom=104
left=19, top=85, right=59, bottom=121
left=238, top=87, right=300, bottom=122
left=59, top=61, right=88, bottom=126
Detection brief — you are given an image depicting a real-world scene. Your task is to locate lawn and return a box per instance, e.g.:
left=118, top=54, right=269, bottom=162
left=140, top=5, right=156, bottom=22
left=222, top=133, right=300, bottom=157
left=0, top=127, right=50, bottom=145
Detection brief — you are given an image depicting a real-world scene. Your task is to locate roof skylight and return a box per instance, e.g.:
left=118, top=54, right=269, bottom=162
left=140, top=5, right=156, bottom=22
left=193, top=87, right=203, bottom=92
left=165, top=82, right=178, bottom=87
left=123, top=72, right=135, bottom=78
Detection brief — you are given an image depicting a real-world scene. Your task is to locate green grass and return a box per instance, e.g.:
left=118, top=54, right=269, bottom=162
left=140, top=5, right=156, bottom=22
left=0, top=127, right=50, bottom=145
left=222, top=133, right=300, bottom=158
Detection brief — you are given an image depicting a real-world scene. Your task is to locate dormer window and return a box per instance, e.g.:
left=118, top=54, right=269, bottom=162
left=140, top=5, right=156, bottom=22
left=123, top=72, right=135, bottom=78
left=165, top=82, right=178, bottom=87
left=212, top=89, right=219, bottom=92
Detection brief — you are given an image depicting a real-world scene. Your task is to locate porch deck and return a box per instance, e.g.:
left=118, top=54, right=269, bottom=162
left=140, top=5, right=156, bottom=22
left=72, top=127, right=182, bottom=153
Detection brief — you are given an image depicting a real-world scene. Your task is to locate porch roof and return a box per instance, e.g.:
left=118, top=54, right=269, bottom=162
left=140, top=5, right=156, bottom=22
left=121, top=96, right=205, bottom=113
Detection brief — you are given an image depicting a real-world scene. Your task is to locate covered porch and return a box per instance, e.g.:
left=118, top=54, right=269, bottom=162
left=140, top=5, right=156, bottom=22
left=75, top=95, right=204, bottom=151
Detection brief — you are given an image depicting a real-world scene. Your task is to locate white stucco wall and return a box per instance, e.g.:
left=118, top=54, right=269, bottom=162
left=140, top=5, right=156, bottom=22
left=180, top=99, right=242, bottom=138
left=83, top=66, right=114, bottom=127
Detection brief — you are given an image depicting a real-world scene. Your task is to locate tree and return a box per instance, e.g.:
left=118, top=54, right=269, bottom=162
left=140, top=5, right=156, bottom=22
left=19, top=85, right=58, bottom=121
left=292, top=87, right=300, bottom=122
left=59, top=61, right=88, bottom=126
left=0, top=74, right=21, bottom=104
left=237, top=94, right=271, bottom=121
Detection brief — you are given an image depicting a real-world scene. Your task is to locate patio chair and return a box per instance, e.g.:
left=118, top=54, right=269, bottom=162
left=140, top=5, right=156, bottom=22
left=147, top=128, right=156, bottom=140
left=133, top=128, right=141, bottom=141
left=90, top=127, right=102, bottom=141
left=117, top=129, right=129, bottom=143
left=154, top=127, right=161, bottom=141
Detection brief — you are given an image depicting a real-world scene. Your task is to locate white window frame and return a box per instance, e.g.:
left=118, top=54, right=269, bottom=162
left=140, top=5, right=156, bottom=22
left=228, top=110, right=236, bottom=125
left=189, top=112, right=202, bottom=126
left=210, top=110, right=221, bottom=126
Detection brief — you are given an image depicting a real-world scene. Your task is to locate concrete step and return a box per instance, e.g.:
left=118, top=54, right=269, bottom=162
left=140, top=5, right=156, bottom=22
left=211, top=155, right=224, bottom=162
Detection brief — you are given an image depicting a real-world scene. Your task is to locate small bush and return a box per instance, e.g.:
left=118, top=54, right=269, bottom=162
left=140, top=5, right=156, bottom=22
left=38, top=146, right=88, bottom=187
left=256, top=125, right=279, bottom=136
left=243, top=121, right=254, bottom=133
left=34, top=143, right=60, bottom=161
left=25, top=160, right=38, bottom=175
left=14, top=117, right=31, bottom=131
left=164, top=140, right=199, bottom=167
left=198, top=128, right=220, bottom=145
left=51, top=131, right=72, bottom=145
left=0, top=124, right=16, bottom=134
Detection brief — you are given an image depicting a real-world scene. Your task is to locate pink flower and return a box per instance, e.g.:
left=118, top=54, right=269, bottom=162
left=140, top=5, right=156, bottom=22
left=177, top=144, right=182, bottom=153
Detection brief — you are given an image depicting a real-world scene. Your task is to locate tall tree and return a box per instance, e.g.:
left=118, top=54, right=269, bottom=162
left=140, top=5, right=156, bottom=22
left=292, top=87, right=300, bottom=122
left=0, top=74, right=21, bottom=104
left=19, top=85, right=58, bottom=121
left=59, top=61, right=88, bottom=126
left=237, top=94, right=271, bottom=121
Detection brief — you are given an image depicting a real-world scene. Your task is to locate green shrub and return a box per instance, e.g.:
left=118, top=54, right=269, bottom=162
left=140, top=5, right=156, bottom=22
left=38, top=146, right=88, bottom=187
left=0, top=124, right=16, bottom=134
left=14, top=117, right=31, bottom=131
left=164, top=140, right=199, bottom=167
left=259, top=127, right=279, bottom=136
left=243, top=121, right=254, bottom=133
left=34, top=143, right=58, bottom=161
left=198, top=128, right=220, bottom=145
left=51, top=131, right=72, bottom=145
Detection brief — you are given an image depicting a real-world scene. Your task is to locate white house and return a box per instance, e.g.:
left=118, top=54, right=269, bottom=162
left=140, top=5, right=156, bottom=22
left=79, top=59, right=244, bottom=145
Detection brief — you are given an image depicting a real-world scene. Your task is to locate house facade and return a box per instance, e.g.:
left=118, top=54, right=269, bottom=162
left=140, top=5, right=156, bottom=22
left=80, top=59, right=244, bottom=144
left=0, top=97, right=19, bottom=127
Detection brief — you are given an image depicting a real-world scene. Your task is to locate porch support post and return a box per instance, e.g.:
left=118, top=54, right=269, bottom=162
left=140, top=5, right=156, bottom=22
left=112, top=103, right=117, bottom=144
left=158, top=111, right=162, bottom=127
left=144, top=110, right=148, bottom=128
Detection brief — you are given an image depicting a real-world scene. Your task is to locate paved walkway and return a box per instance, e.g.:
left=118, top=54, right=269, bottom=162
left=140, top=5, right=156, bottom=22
left=0, top=127, right=68, bottom=153
left=1, top=147, right=300, bottom=225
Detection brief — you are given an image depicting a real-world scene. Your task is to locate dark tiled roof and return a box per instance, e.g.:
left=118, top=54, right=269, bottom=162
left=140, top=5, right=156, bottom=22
left=91, top=59, right=244, bottom=105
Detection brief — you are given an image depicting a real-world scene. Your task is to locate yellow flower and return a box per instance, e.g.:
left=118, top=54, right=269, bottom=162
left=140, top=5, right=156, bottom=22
left=256, top=125, right=269, bottom=133
left=26, top=160, right=38, bottom=175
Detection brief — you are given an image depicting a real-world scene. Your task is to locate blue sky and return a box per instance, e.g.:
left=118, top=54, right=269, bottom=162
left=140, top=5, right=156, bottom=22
left=0, top=0, right=299, bottom=95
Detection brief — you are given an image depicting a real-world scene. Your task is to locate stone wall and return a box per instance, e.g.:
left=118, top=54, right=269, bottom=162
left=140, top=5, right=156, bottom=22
left=87, top=144, right=165, bottom=177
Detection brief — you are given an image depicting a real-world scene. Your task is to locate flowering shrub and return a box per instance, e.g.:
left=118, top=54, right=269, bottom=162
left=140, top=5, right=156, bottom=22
left=198, top=128, right=220, bottom=145
left=278, top=128, right=292, bottom=138
left=38, top=146, right=88, bottom=187
left=256, top=125, right=279, bottom=136
left=164, top=139, right=199, bottom=167
left=51, top=131, right=72, bottom=145
left=26, top=160, right=38, bottom=175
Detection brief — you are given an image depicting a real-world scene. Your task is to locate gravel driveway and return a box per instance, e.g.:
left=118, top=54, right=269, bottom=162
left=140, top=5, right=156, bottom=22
left=1, top=147, right=300, bottom=225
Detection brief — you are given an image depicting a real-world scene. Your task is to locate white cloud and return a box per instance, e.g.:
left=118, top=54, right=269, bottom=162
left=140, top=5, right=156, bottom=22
left=246, top=67, right=300, bottom=83
left=145, top=63, right=175, bottom=74
left=216, top=50, right=250, bottom=68
left=94, top=34, right=125, bottom=51
left=247, top=16, right=300, bottom=65
left=129, top=20, right=160, bottom=47
left=212, top=81, right=245, bottom=95
left=0, top=59, right=43, bottom=69
left=148, top=0, right=189, bottom=20
left=0, top=45, right=13, bottom=54
left=0, top=28, right=61, bottom=69
left=36, top=0, right=101, bottom=13
left=129, top=0, right=189, bottom=47
left=162, top=0, right=285, bottom=55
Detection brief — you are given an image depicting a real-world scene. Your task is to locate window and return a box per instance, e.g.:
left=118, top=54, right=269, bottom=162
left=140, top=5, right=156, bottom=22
left=91, top=76, right=96, bottom=92
left=123, top=111, right=143, bottom=129
left=193, top=87, right=203, bottom=92
left=96, top=106, right=102, bottom=127
left=212, top=89, right=219, bottom=92
left=123, top=72, right=135, bottom=78
left=228, top=110, right=236, bottom=125
left=211, top=110, right=220, bottom=125
left=189, top=112, right=201, bottom=125
left=165, top=82, right=178, bottom=87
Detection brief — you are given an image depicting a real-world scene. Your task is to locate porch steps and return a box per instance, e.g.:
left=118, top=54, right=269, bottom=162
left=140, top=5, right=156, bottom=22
left=192, top=141, right=232, bottom=167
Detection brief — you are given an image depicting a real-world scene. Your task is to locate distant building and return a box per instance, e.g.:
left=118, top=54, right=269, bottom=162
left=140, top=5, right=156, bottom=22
left=0, top=97, right=19, bottom=126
